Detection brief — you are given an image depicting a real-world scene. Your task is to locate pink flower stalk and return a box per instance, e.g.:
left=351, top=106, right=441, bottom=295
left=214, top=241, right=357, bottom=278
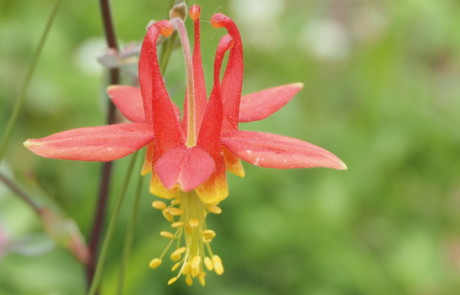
left=24, top=4, right=346, bottom=286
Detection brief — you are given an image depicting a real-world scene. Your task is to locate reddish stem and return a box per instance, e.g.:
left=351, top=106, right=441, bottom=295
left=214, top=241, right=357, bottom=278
left=86, top=0, right=120, bottom=290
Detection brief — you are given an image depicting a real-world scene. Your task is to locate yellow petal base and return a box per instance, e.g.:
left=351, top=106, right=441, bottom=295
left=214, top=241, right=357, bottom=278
left=223, top=146, right=245, bottom=177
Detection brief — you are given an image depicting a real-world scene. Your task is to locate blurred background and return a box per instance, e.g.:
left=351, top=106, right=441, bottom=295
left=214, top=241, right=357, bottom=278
left=1, top=0, right=460, bottom=294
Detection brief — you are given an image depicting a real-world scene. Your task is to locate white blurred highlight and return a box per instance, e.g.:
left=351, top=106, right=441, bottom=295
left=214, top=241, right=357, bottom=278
left=300, top=19, right=351, bottom=62
left=231, top=0, right=286, bottom=50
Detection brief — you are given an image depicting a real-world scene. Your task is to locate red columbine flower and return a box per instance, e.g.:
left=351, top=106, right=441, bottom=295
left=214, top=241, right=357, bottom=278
left=24, top=4, right=346, bottom=286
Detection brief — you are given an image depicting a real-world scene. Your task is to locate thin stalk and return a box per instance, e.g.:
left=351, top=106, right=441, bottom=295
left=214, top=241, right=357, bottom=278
left=0, top=172, right=41, bottom=215
left=98, top=0, right=120, bottom=125
left=159, top=32, right=177, bottom=73
left=89, top=0, right=182, bottom=291
left=117, top=174, right=144, bottom=295
left=160, top=1, right=190, bottom=83
left=0, top=0, right=62, bottom=161
left=86, top=0, right=121, bottom=288
left=87, top=153, right=138, bottom=295
left=87, top=162, right=114, bottom=287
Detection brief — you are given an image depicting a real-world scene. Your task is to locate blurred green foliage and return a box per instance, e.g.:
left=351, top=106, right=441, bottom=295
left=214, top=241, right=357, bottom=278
left=1, top=0, right=460, bottom=294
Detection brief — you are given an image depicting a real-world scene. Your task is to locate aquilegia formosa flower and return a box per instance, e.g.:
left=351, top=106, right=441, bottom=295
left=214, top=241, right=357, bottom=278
left=24, top=4, right=346, bottom=286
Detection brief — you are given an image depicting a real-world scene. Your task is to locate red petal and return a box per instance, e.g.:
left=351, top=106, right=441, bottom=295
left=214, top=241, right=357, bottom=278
left=154, top=146, right=215, bottom=192
left=191, top=12, right=207, bottom=130
left=138, top=20, right=173, bottom=125
left=143, top=23, right=184, bottom=158
left=24, top=123, right=154, bottom=161
left=222, top=131, right=347, bottom=170
left=138, top=35, right=153, bottom=124
left=193, top=35, right=232, bottom=203
left=197, top=35, right=232, bottom=150
left=107, top=85, right=145, bottom=122
left=211, top=14, right=244, bottom=132
left=239, top=83, right=304, bottom=122
left=180, top=14, right=208, bottom=135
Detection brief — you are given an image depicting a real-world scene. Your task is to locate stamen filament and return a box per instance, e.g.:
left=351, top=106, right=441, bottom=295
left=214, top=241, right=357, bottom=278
left=149, top=189, right=225, bottom=285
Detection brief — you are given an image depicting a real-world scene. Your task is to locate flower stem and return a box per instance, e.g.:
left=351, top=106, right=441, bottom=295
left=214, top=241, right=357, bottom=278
left=0, top=0, right=62, bottom=161
left=88, top=1, right=180, bottom=291
left=98, top=0, right=120, bottom=124
left=87, top=153, right=139, bottom=295
left=86, top=0, right=121, bottom=289
left=159, top=33, right=177, bottom=73
left=117, top=174, right=144, bottom=295
left=87, top=162, right=114, bottom=287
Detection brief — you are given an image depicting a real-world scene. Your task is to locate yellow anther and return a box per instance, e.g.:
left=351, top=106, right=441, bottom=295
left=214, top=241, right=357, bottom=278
left=149, top=258, right=162, bottom=269
left=171, top=262, right=181, bottom=271
left=192, top=255, right=201, bottom=267
left=162, top=210, right=174, bottom=222
left=189, top=218, right=199, bottom=227
left=199, top=273, right=206, bottom=286
left=182, top=262, right=191, bottom=275
left=207, top=205, right=222, bottom=214
left=171, top=253, right=181, bottom=261
left=168, top=208, right=184, bottom=216
left=171, top=221, right=184, bottom=228
left=173, top=247, right=186, bottom=256
left=202, top=229, right=216, bottom=240
left=191, top=256, right=201, bottom=276
left=171, top=247, right=186, bottom=261
left=186, top=275, right=193, bottom=286
left=148, top=191, right=223, bottom=285
left=167, top=277, right=178, bottom=285
left=152, top=200, right=167, bottom=210
left=204, top=256, right=214, bottom=271
left=212, top=255, right=224, bottom=275
left=160, top=231, right=176, bottom=239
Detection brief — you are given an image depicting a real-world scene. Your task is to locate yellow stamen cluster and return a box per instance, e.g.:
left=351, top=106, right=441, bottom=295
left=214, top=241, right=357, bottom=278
left=149, top=191, right=224, bottom=286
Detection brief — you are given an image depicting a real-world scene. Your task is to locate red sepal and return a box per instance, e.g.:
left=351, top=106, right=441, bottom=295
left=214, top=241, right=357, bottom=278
left=107, top=85, right=145, bottom=122
left=222, top=131, right=347, bottom=170
left=239, top=83, right=304, bottom=122
left=24, top=123, right=153, bottom=161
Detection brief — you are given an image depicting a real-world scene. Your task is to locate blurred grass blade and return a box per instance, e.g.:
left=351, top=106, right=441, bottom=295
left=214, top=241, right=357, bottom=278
left=88, top=153, right=139, bottom=295
left=0, top=0, right=63, bottom=161
left=117, top=174, right=144, bottom=295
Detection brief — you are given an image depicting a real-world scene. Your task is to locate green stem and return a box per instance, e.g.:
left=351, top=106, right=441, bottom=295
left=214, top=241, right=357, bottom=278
left=0, top=0, right=62, bottom=161
left=159, top=32, right=177, bottom=73
left=117, top=174, right=144, bottom=295
left=87, top=153, right=139, bottom=295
